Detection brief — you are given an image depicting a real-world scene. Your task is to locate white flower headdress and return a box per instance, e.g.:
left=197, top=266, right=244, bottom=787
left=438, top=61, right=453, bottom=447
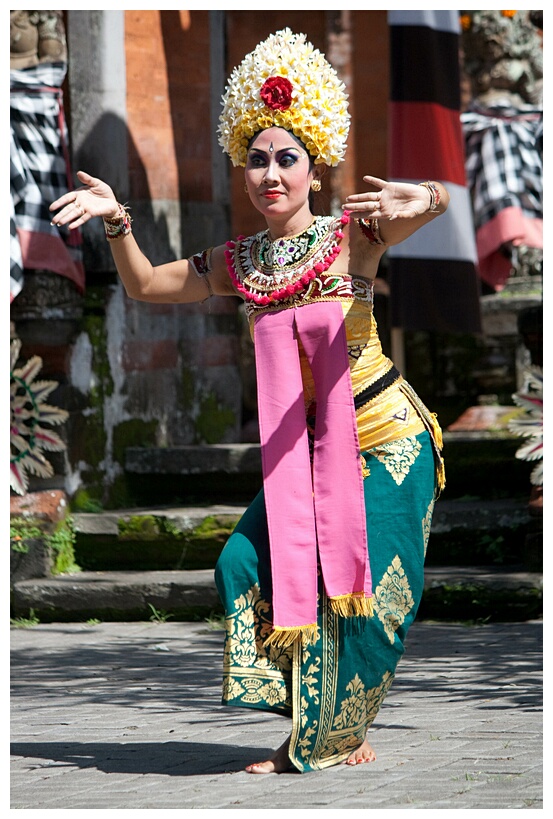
left=218, top=28, right=351, bottom=168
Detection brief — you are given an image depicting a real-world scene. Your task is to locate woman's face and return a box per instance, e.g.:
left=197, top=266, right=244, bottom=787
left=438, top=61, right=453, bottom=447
left=244, top=127, right=315, bottom=220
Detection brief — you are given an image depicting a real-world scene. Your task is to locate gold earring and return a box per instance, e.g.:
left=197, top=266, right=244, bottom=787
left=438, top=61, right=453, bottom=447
left=244, top=184, right=249, bottom=193
left=311, top=179, right=322, bottom=192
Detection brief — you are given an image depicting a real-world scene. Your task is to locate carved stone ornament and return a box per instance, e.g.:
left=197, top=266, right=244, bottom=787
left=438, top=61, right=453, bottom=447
left=10, top=11, right=67, bottom=70
left=460, top=10, right=543, bottom=106
left=10, top=270, right=83, bottom=322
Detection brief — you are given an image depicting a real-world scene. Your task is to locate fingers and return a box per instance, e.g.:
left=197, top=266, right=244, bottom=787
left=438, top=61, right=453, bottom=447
left=342, top=175, right=388, bottom=211
left=343, top=190, right=382, bottom=217
left=76, top=169, right=101, bottom=189
left=50, top=171, right=94, bottom=211
left=49, top=193, right=89, bottom=229
left=345, top=191, right=381, bottom=204
left=362, top=175, right=387, bottom=190
left=49, top=192, right=74, bottom=213
left=343, top=175, right=386, bottom=214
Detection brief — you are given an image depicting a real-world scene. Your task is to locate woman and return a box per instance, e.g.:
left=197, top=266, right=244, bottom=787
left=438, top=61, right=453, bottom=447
left=50, top=29, right=446, bottom=775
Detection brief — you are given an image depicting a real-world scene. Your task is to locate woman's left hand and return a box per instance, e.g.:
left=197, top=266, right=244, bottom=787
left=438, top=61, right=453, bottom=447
left=343, top=175, right=432, bottom=221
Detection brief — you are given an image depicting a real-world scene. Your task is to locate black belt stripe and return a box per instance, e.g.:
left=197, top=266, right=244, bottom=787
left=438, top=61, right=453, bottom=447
left=354, top=366, right=401, bottom=410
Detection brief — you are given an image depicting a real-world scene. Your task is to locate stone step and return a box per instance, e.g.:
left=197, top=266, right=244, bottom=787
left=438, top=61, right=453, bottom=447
left=73, top=503, right=246, bottom=537
left=123, top=433, right=524, bottom=477
left=71, top=503, right=246, bottom=572
left=73, top=498, right=536, bottom=541
left=12, top=492, right=542, bottom=623
left=68, top=497, right=540, bottom=572
left=11, top=569, right=219, bottom=622
left=123, top=432, right=533, bottom=504
left=10, top=565, right=543, bottom=624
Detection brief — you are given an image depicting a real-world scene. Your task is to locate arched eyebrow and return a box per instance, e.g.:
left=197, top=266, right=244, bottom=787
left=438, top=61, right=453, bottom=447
left=247, top=145, right=304, bottom=158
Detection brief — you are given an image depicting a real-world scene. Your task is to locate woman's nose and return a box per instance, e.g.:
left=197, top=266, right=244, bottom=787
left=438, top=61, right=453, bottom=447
left=263, top=160, right=280, bottom=184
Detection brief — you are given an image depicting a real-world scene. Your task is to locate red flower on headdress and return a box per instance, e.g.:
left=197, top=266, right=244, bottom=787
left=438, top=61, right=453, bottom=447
left=260, top=76, right=293, bottom=111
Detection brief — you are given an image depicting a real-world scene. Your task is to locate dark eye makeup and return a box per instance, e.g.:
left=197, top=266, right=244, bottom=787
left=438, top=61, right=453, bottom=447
left=247, top=149, right=301, bottom=168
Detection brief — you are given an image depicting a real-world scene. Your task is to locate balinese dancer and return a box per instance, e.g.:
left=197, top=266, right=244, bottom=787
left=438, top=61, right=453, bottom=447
left=50, top=29, right=447, bottom=774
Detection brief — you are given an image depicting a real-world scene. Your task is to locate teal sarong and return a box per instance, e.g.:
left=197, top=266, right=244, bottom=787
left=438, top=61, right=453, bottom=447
left=215, top=430, right=437, bottom=772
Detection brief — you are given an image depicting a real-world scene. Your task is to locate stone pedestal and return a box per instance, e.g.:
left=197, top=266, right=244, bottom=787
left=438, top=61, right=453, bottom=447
left=478, top=279, right=542, bottom=397
left=10, top=490, right=70, bottom=582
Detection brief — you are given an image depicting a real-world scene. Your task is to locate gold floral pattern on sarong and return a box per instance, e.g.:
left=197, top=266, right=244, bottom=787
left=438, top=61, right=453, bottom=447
left=319, top=670, right=395, bottom=760
left=422, top=498, right=435, bottom=557
left=360, top=454, right=370, bottom=479
left=222, top=677, right=245, bottom=700
left=295, top=642, right=324, bottom=761
left=297, top=675, right=319, bottom=760
left=302, top=654, right=322, bottom=705
left=366, top=669, right=395, bottom=724
left=332, top=674, right=368, bottom=731
left=222, top=583, right=293, bottom=710
left=371, top=436, right=422, bottom=485
left=374, top=555, right=414, bottom=644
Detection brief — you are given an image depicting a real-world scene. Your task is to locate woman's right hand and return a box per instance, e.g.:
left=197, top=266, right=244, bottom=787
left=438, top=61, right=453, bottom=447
left=49, top=170, right=120, bottom=230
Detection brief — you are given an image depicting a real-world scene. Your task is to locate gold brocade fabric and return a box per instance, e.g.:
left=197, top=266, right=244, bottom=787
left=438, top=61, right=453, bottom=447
left=295, top=279, right=426, bottom=449
left=347, top=298, right=426, bottom=448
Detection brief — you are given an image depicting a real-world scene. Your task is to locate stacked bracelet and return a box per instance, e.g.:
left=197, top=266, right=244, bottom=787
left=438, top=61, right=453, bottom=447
left=103, top=203, right=133, bottom=240
left=357, top=217, right=386, bottom=245
left=418, top=181, right=441, bottom=213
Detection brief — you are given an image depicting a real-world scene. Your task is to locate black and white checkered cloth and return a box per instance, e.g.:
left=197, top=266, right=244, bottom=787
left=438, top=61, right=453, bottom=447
left=462, top=101, right=543, bottom=232
left=10, top=62, right=83, bottom=301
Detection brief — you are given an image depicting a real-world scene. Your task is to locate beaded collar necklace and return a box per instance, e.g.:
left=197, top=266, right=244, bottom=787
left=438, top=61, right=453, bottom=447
left=225, top=212, right=350, bottom=306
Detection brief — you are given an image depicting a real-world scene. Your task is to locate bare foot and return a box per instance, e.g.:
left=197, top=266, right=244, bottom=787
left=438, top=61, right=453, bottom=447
left=345, top=738, right=377, bottom=766
left=245, top=736, right=292, bottom=774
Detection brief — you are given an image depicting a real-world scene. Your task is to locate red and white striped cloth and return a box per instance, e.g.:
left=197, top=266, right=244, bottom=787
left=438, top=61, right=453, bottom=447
left=387, top=10, right=481, bottom=334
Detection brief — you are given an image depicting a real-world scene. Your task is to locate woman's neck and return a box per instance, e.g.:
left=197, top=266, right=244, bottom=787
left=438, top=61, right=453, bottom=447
left=265, top=208, right=315, bottom=241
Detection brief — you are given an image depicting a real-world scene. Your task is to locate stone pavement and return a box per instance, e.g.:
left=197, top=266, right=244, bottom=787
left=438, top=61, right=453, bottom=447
left=10, top=619, right=542, bottom=810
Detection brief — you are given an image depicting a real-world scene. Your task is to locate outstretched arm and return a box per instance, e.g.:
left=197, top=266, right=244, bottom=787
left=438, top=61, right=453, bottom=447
left=49, top=170, right=231, bottom=303
left=343, top=176, right=449, bottom=245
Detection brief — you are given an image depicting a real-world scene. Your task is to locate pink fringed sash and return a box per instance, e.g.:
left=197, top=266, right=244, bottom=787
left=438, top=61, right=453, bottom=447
left=254, top=300, right=373, bottom=648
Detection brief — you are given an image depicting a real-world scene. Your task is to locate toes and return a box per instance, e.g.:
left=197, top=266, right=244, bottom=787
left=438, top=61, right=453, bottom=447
left=245, top=761, right=275, bottom=774
left=345, top=747, right=377, bottom=766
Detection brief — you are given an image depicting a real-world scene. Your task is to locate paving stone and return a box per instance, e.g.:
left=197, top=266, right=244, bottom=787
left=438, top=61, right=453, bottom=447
left=10, top=620, right=542, bottom=810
